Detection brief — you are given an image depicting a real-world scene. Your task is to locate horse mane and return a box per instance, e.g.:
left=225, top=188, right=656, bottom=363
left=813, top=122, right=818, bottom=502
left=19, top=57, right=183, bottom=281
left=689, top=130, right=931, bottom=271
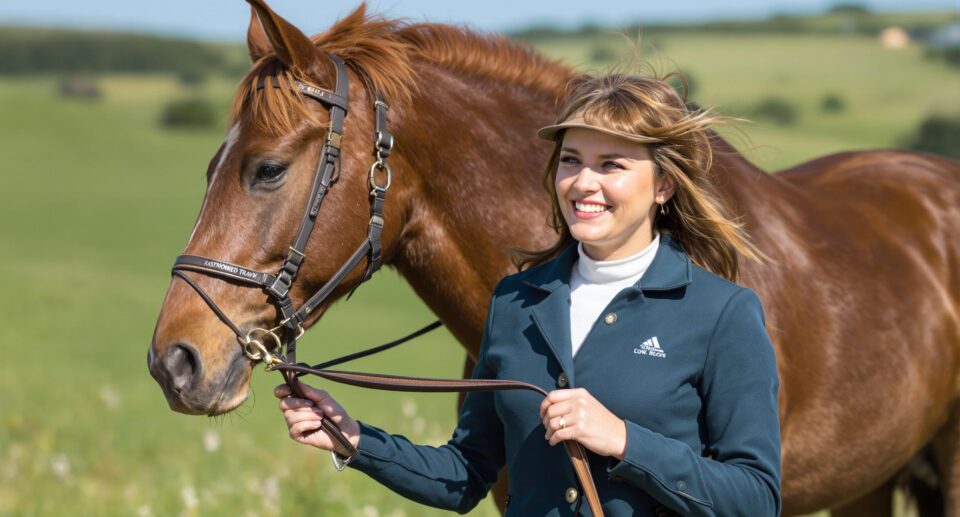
left=229, top=4, right=574, bottom=135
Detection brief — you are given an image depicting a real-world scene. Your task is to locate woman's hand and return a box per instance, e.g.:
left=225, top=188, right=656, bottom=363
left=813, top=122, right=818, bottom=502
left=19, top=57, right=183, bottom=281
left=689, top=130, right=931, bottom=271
left=275, top=383, right=361, bottom=451
left=540, top=388, right=627, bottom=459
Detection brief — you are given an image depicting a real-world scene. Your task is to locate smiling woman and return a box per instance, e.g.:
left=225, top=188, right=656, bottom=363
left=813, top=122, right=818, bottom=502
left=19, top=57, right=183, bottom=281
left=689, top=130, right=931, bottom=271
left=278, top=71, right=783, bottom=516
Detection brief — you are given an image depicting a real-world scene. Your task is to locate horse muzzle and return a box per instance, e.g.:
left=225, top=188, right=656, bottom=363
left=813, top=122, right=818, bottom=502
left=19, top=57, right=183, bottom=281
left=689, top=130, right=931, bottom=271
left=148, top=339, right=251, bottom=415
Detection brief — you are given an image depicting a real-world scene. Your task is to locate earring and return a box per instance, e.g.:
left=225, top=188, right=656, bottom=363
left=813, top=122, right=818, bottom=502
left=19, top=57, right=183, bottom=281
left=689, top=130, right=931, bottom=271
left=659, top=202, right=669, bottom=216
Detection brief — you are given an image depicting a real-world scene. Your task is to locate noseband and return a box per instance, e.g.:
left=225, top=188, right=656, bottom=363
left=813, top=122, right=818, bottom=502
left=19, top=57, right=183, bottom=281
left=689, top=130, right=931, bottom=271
left=167, top=53, right=604, bottom=516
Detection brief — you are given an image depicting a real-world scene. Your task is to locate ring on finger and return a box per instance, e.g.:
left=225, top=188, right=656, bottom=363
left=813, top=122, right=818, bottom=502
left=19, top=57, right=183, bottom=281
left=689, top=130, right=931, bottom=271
left=559, top=416, right=567, bottom=430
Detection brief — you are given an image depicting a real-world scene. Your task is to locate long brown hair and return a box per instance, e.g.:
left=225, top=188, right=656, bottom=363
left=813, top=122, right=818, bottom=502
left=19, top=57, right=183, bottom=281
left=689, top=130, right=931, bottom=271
left=514, top=72, right=764, bottom=281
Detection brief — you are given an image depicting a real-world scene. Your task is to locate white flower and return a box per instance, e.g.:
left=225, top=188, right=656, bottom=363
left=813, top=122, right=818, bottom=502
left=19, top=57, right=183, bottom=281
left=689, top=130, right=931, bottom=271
left=203, top=430, right=220, bottom=452
left=99, top=385, right=121, bottom=410
left=401, top=399, right=417, bottom=418
left=181, top=485, right=198, bottom=510
left=2, top=444, right=22, bottom=480
left=50, top=454, right=70, bottom=480
left=261, top=476, right=280, bottom=511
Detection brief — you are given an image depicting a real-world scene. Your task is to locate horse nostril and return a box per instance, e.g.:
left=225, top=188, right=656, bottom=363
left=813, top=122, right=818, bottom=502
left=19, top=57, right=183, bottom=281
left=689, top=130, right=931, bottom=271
left=164, top=343, right=203, bottom=393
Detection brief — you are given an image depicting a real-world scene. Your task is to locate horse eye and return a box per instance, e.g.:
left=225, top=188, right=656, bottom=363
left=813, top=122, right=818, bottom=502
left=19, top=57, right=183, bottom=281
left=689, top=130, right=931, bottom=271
left=255, top=163, right=287, bottom=184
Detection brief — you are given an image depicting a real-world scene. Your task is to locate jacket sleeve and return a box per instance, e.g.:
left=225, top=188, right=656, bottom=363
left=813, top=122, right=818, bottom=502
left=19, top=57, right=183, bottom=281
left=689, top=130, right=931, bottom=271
left=346, top=286, right=505, bottom=514
left=606, top=287, right=782, bottom=516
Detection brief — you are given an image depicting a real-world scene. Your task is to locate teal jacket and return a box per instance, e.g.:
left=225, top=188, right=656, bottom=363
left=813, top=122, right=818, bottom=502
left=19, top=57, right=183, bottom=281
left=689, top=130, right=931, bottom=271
left=349, top=234, right=782, bottom=516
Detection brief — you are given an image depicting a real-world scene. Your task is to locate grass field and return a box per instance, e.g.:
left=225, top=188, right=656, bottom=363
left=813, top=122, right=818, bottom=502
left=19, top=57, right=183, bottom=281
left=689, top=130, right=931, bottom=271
left=537, top=32, right=959, bottom=168
left=0, top=27, right=957, bottom=516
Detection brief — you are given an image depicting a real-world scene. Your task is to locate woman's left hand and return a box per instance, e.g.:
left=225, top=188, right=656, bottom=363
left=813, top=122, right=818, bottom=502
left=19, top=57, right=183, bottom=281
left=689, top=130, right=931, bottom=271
left=540, top=388, right=627, bottom=459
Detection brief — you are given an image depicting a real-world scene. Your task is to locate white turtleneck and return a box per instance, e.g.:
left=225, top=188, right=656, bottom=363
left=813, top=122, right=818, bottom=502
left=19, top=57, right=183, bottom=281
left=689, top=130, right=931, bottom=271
left=569, top=232, right=660, bottom=358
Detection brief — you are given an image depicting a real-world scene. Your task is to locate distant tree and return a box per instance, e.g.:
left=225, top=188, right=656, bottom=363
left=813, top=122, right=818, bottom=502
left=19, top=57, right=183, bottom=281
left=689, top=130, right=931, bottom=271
left=928, top=47, right=960, bottom=69
left=578, top=23, right=602, bottom=37
left=590, top=44, right=617, bottom=63
left=820, top=93, right=846, bottom=113
left=905, top=115, right=960, bottom=160
left=509, top=25, right=566, bottom=41
left=177, top=68, right=207, bottom=88
left=160, top=98, right=217, bottom=129
left=948, top=48, right=960, bottom=68
left=0, top=28, right=226, bottom=76
left=828, top=3, right=871, bottom=15
left=753, top=97, right=798, bottom=126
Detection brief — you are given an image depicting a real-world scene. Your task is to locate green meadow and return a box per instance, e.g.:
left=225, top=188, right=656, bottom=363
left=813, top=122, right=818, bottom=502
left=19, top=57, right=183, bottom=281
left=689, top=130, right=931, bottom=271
left=0, top=25, right=957, bottom=517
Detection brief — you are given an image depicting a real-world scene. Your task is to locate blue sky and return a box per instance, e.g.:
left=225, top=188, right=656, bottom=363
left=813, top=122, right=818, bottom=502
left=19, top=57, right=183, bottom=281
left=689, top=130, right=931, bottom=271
left=0, top=0, right=956, bottom=40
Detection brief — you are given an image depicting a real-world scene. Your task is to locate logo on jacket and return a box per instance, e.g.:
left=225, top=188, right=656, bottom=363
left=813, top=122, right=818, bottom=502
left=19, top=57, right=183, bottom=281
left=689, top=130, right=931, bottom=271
left=634, top=336, right=666, bottom=358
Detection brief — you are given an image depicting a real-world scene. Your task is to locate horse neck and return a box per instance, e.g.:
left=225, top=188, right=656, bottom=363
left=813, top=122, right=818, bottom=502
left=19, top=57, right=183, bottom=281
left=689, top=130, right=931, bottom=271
left=705, top=135, right=795, bottom=297
left=386, top=63, right=565, bottom=357
left=707, top=134, right=779, bottom=207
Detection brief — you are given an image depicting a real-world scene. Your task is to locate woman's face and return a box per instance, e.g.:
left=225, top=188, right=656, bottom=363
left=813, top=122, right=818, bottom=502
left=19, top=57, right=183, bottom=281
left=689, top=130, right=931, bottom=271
left=556, top=128, right=675, bottom=261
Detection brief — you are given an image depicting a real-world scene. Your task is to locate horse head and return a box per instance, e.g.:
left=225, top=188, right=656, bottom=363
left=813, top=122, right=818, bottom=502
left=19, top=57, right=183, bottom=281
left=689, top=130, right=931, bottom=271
left=148, top=1, right=416, bottom=415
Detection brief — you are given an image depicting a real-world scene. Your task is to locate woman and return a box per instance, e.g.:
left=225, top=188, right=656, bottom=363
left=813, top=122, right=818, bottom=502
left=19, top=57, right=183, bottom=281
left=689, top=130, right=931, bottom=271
left=275, top=72, right=782, bottom=516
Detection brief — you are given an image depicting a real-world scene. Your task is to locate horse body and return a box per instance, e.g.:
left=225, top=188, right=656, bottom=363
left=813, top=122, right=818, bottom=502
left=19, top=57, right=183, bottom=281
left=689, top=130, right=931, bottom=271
left=749, top=150, right=960, bottom=513
left=148, top=2, right=960, bottom=513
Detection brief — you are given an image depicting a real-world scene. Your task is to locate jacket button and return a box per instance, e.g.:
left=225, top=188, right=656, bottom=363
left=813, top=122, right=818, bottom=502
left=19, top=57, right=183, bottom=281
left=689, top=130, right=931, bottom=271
left=564, top=486, right=579, bottom=503
left=676, top=480, right=687, bottom=491
left=558, top=372, right=568, bottom=387
left=604, top=312, right=617, bottom=325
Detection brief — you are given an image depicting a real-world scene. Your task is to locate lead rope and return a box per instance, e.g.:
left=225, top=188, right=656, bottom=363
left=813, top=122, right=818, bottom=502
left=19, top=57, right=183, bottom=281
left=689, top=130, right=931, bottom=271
left=271, top=360, right=603, bottom=516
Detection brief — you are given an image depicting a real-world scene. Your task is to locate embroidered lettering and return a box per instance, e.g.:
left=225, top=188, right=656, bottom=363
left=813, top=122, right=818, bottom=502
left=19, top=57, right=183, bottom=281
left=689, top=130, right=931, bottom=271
left=634, top=336, right=666, bottom=358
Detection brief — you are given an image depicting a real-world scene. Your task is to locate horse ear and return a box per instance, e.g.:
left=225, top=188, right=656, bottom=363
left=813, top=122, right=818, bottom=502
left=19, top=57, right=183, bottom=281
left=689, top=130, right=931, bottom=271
left=246, top=7, right=272, bottom=63
left=245, top=0, right=319, bottom=73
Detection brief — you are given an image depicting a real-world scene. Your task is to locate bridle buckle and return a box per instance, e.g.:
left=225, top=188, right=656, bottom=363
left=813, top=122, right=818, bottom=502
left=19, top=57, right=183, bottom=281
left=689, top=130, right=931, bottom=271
left=368, top=161, right=392, bottom=194
left=240, top=328, right=284, bottom=369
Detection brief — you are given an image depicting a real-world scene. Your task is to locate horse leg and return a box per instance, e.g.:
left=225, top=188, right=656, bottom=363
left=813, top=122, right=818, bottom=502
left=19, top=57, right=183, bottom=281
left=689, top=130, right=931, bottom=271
left=828, top=479, right=894, bottom=517
left=902, top=445, right=944, bottom=517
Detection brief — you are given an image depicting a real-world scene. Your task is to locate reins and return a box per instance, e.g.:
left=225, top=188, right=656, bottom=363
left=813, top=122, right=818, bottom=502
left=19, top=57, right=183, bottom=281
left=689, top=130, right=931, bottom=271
left=169, top=53, right=604, bottom=517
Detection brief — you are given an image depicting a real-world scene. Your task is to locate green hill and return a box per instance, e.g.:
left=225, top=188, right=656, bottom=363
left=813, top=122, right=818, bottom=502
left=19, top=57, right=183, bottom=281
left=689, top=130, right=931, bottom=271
left=0, top=26, right=243, bottom=76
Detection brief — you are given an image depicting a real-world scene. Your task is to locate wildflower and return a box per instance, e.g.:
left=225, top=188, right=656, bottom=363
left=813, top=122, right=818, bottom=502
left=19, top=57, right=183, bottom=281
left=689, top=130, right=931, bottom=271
left=50, top=454, right=70, bottom=480
left=100, top=385, right=121, bottom=410
left=203, top=430, right=220, bottom=452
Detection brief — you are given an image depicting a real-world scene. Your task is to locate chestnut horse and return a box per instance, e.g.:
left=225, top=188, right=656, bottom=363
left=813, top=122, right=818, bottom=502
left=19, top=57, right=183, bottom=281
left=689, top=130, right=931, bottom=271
left=148, top=2, right=960, bottom=515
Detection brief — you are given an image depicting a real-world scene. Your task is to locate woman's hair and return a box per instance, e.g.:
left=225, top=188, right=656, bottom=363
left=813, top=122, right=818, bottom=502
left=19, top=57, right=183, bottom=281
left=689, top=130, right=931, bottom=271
left=514, top=72, right=765, bottom=281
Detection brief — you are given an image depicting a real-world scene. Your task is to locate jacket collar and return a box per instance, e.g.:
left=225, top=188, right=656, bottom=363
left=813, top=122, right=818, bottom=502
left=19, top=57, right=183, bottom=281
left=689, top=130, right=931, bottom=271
left=521, top=232, right=692, bottom=293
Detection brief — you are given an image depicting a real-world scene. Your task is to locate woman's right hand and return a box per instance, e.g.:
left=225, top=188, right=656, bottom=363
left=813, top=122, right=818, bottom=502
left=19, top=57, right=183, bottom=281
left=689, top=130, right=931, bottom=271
left=275, top=383, right=362, bottom=451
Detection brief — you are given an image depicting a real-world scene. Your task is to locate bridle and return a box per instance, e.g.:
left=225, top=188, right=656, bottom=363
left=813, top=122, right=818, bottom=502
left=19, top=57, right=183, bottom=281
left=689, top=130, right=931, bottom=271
left=173, top=54, right=389, bottom=365
left=167, top=53, right=604, bottom=517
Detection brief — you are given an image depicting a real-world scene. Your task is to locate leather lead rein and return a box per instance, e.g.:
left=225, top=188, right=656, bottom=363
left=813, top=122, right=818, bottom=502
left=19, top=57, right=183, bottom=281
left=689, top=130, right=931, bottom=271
left=169, top=53, right=604, bottom=517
